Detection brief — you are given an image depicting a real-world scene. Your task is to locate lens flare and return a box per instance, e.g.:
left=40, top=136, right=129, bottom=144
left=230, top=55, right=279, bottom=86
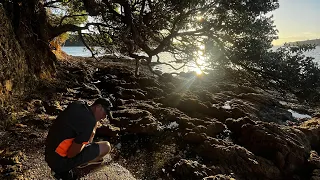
left=195, top=68, right=203, bottom=75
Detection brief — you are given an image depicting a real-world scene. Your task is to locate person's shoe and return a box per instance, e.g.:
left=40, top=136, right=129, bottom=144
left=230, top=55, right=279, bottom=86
left=52, top=170, right=77, bottom=180
left=77, top=159, right=104, bottom=169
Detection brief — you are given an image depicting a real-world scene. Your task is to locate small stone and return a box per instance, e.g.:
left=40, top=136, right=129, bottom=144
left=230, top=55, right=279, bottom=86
left=15, top=124, right=27, bottom=128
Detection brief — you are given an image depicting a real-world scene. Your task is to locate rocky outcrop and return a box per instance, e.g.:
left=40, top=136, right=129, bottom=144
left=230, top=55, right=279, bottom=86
left=309, top=151, right=320, bottom=180
left=0, top=3, right=56, bottom=121
left=67, top=59, right=320, bottom=179
left=3, top=57, right=319, bottom=180
left=0, top=5, right=28, bottom=103
left=172, top=159, right=221, bottom=180
left=111, top=108, right=160, bottom=135
left=227, top=118, right=311, bottom=177
left=0, top=150, right=26, bottom=179
left=297, top=118, right=320, bottom=151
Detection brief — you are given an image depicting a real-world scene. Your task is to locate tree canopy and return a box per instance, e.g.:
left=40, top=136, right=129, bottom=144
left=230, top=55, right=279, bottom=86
left=40, top=0, right=281, bottom=74
left=1, top=0, right=319, bottom=99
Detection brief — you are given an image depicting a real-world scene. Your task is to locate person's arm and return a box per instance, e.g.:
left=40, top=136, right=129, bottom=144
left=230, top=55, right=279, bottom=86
left=67, top=122, right=97, bottom=158
left=88, top=123, right=98, bottom=143
left=67, top=142, right=86, bottom=158
left=67, top=121, right=96, bottom=158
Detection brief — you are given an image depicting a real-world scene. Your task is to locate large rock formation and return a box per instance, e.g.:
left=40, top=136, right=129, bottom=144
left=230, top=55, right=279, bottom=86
left=0, top=1, right=57, bottom=102
left=0, top=5, right=28, bottom=103
left=2, top=57, right=319, bottom=179
left=51, top=59, right=319, bottom=179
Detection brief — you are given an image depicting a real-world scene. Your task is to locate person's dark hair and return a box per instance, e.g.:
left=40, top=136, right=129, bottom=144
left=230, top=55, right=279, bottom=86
left=92, top=98, right=113, bottom=120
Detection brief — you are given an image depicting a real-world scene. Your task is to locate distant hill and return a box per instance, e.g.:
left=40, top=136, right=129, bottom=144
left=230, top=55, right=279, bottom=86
left=288, top=39, right=320, bottom=46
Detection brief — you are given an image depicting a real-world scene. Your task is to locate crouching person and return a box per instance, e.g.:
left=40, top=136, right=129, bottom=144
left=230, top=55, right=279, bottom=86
left=45, top=98, right=113, bottom=179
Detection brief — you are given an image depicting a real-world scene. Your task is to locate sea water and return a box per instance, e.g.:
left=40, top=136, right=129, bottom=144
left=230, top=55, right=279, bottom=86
left=62, top=46, right=320, bottom=73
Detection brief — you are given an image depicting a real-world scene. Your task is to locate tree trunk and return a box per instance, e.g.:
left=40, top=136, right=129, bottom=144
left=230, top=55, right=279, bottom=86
left=2, top=0, right=56, bottom=76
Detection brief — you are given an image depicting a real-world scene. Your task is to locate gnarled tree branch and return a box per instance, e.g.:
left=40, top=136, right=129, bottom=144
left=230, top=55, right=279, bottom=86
left=78, top=30, right=99, bottom=61
left=59, top=13, right=89, bottom=26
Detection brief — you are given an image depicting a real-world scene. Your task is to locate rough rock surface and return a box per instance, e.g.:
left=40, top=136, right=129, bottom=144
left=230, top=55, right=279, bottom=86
left=1, top=57, right=320, bottom=180
left=0, top=5, right=28, bottom=104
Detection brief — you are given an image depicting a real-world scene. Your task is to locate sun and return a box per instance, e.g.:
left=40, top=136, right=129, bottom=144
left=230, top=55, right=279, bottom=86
left=199, top=45, right=205, bottom=50
left=195, top=68, right=203, bottom=75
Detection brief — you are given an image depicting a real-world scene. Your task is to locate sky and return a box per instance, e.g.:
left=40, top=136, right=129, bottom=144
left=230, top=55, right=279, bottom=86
left=272, top=0, right=320, bottom=45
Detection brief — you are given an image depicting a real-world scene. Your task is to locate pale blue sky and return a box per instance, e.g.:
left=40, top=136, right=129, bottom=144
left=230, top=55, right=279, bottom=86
left=272, top=0, right=320, bottom=45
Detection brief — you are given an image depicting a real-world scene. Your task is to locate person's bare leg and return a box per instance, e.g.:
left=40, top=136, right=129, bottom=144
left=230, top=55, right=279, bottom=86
left=77, top=141, right=111, bottom=168
left=88, top=141, right=111, bottom=163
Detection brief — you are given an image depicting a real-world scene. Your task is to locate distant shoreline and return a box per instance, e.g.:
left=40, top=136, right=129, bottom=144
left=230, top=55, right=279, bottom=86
left=64, top=34, right=320, bottom=47
left=286, top=39, right=320, bottom=46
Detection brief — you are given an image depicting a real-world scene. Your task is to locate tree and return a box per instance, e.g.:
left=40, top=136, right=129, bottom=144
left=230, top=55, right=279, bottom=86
left=76, top=0, right=280, bottom=75
left=32, top=0, right=279, bottom=75
left=46, top=1, right=88, bottom=53
left=2, top=0, right=280, bottom=73
left=253, top=44, right=320, bottom=98
left=1, top=0, right=319, bottom=99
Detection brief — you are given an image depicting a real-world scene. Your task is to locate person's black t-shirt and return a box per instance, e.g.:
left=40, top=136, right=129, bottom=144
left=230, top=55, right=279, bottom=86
left=45, top=101, right=96, bottom=160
